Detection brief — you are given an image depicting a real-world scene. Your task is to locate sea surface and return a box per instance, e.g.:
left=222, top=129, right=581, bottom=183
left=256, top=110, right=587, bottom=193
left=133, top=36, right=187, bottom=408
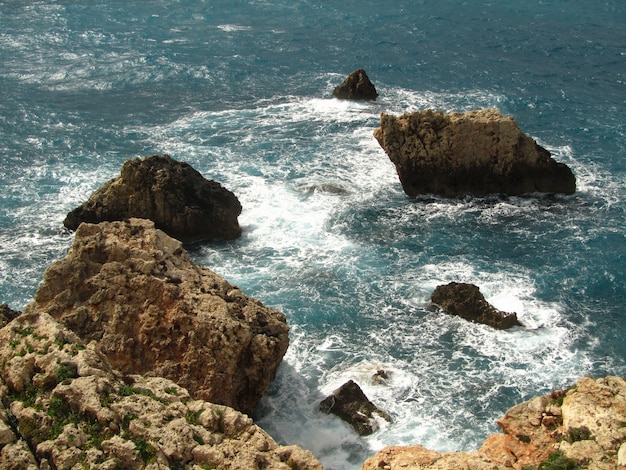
left=1, top=1, right=625, bottom=468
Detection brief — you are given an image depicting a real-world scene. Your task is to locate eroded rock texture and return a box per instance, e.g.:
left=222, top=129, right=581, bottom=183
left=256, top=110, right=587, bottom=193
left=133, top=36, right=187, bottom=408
left=362, top=376, right=626, bottom=470
left=0, top=311, right=323, bottom=469
left=431, top=282, right=523, bottom=329
left=25, top=218, right=289, bottom=415
left=374, top=109, right=576, bottom=197
left=64, top=154, right=242, bottom=242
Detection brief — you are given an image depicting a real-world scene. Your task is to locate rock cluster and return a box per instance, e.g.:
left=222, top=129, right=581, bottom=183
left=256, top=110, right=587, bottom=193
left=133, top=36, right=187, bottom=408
left=373, top=109, right=576, bottom=197
left=25, top=218, right=288, bottom=415
left=0, top=310, right=323, bottom=469
left=362, top=376, right=626, bottom=470
left=64, top=154, right=242, bottom=243
left=319, top=380, right=390, bottom=436
left=431, top=282, right=523, bottom=329
left=333, top=69, right=379, bottom=101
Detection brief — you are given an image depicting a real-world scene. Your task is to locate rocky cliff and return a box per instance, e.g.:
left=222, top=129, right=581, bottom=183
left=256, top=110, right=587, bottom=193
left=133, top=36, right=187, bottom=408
left=0, top=310, right=323, bottom=469
left=25, top=218, right=288, bottom=415
left=64, top=154, right=242, bottom=243
left=362, top=376, right=626, bottom=470
left=373, top=109, right=576, bottom=197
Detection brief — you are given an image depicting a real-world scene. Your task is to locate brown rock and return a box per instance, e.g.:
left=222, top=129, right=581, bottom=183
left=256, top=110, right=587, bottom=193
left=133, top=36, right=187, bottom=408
left=431, top=282, right=523, bottom=329
left=63, top=154, right=242, bottom=243
left=373, top=109, right=576, bottom=197
left=320, top=380, right=390, bottom=436
left=333, top=69, right=379, bottom=101
left=361, top=376, right=626, bottom=470
left=25, top=218, right=289, bottom=415
left=0, top=311, right=323, bottom=470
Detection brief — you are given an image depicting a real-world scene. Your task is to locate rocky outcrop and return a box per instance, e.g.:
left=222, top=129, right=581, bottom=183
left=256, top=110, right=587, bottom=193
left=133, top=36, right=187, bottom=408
left=320, top=380, right=390, bottom=436
left=431, top=282, right=523, bottom=329
left=25, top=218, right=289, bottom=415
left=373, top=109, right=576, bottom=197
left=333, top=69, right=379, bottom=101
left=0, top=310, right=324, bottom=469
left=362, top=376, right=626, bottom=470
left=63, top=154, right=242, bottom=243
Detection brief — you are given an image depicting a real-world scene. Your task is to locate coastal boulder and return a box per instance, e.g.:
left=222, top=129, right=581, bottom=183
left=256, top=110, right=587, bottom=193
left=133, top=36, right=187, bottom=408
left=0, top=311, right=324, bottom=470
left=63, top=154, right=242, bottom=243
left=320, top=380, right=390, bottom=436
left=431, top=282, right=522, bottom=329
left=25, top=218, right=289, bottom=415
left=333, top=69, right=378, bottom=101
left=362, top=376, right=626, bottom=470
left=373, top=109, right=576, bottom=197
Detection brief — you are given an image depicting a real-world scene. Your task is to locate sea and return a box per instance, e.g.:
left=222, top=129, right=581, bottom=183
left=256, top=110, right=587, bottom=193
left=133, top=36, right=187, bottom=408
left=1, top=1, right=625, bottom=468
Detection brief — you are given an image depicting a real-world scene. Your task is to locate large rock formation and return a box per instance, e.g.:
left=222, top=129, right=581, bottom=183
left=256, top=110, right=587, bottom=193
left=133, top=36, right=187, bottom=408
left=25, top=218, right=289, bottom=415
left=362, top=376, right=626, bottom=470
left=64, top=154, right=242, bottom=243
left=0, top=310, right=323, bottom=469
left=431, top=282, right=523, bottom=329
left=320, top=380, right=391, bottom=436
left=373, top=109, right=576, bottom=197
left=333, top=69, right=379, bottom=101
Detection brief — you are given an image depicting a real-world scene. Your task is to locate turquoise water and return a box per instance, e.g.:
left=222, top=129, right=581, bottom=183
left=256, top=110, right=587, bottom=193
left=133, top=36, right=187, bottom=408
left=1, top=1, right=625, bottom=468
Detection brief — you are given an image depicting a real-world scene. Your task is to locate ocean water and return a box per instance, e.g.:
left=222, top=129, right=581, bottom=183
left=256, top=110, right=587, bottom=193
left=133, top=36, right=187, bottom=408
left=1, top=1, right=625, bottom=468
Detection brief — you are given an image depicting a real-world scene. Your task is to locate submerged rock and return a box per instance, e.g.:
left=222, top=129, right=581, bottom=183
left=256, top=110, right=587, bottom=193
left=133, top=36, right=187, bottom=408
left=320, top=380, right=390, bottom=436
left=64, top=154, right=242, bottom=243
left=333, top=69, right=379, bottom=101
left=0, top=311, right=324, bottom=470
left=362, top=376, right=626, bottom=470
left=431, top=282, right=523, bottom=329
left=373, top=109, right=576, bottom=197
left=25, top=218, right=289, bottom=415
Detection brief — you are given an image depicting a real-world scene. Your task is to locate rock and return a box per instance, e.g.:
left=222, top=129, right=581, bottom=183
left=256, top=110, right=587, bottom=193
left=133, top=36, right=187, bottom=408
left=373, top=109, right=576, bottom=197
left=320, top=380, right=390, bottom=436
left=25, top=218, right=289, bottom=415
left=431, top=282, right=523, bottom=329
left=63, top=154, right=242, bottom=243
left=0, top=304, right=21, bottom=328
left=361, top=376, right=626, bottom=470
left=0, top=311, right=324, bottom=470
left=333, top=69, right=379, bottom=101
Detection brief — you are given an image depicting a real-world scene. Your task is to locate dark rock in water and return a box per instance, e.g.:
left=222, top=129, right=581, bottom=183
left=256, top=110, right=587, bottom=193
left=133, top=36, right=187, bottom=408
left=333, top=69, right=378, bottom=101
left=320, top=380, right=390, bottom=436
left=431, top=282, right=523, bottom=329
left=63, top=154, right=242, bottom=243
left=0, top=303, right=21, bottom=328
left=372, top=369, right=390, bottom=385
left=373, top=109, right=576, bottom=197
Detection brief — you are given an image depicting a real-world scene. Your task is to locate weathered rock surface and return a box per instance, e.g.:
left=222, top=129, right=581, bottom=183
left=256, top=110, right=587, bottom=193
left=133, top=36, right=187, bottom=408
left=431, top=282, right=523, bottom=329
left=333, top=69, right=379, bottom=101
left=0, top=311, right=324, bottom=469
left=362, top=376, right=626, bottom=470
left=320, top=380, right=390, bottom=436
left=25, top=218, right=289, bottom=415
left=373, top=109, right=576, bottom=197
left=63, top=154, right=242, bottom=243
